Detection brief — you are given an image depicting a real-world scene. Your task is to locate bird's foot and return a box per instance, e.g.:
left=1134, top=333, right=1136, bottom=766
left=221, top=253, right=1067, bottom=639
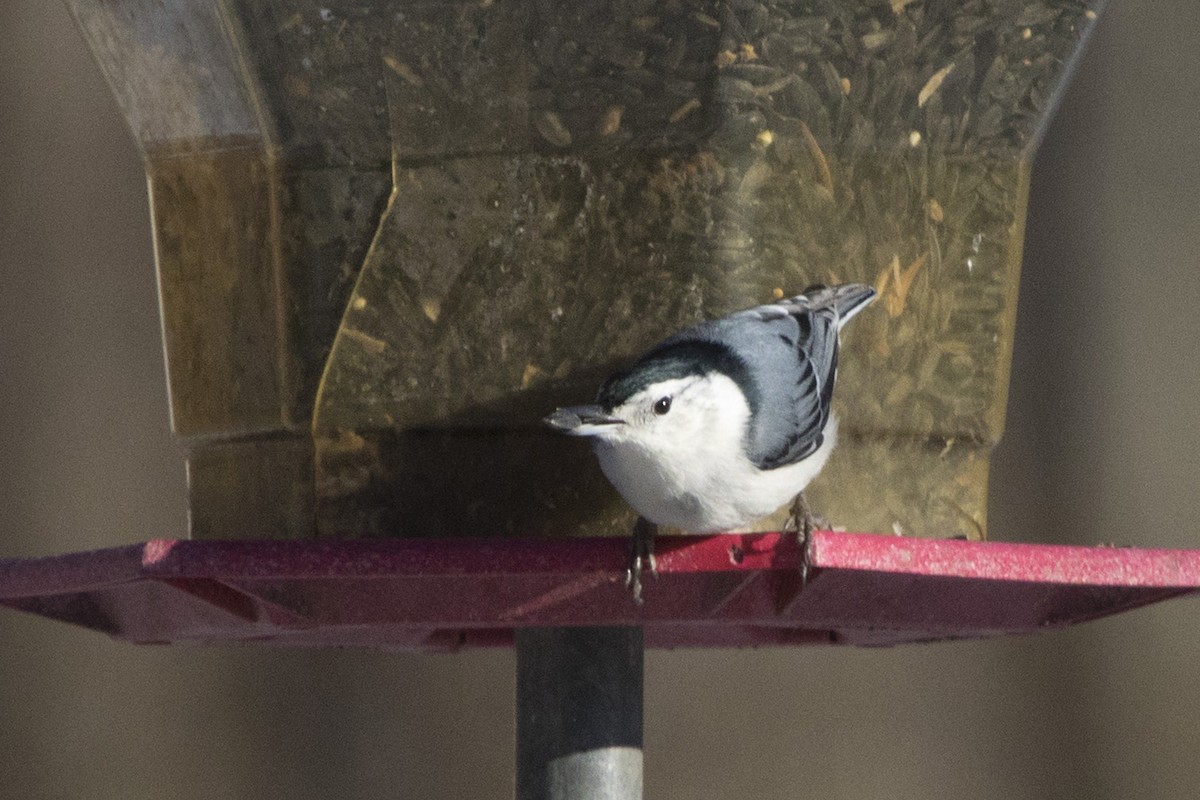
left=785, top=492, right=825, bottom=585
left=626, top=517, right=658, bottom=606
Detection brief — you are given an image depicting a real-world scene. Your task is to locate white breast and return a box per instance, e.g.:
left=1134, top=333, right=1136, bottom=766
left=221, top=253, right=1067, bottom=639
left=592, top=374, right=837, bottom=533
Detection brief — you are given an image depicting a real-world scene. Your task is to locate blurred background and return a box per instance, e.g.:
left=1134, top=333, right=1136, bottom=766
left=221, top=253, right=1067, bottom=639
left=2, top=2, right=1198, bottom=798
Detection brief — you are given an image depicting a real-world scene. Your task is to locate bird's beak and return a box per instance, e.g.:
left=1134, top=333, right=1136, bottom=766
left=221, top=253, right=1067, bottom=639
left=543, top=405, right=625, bottom=437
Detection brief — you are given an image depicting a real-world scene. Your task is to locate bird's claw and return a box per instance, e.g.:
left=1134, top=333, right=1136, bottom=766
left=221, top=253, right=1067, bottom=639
left=787, top=492, right=825, bottom=586
left=626, top=518, right=658, bottom=605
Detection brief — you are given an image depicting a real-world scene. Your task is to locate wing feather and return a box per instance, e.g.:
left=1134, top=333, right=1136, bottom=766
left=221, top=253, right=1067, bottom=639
left=686, top=285, right=875, bottom=470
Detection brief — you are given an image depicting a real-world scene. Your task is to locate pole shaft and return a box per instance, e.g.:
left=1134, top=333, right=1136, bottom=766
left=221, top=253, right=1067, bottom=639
left=515, top=626, right=643, bottom=800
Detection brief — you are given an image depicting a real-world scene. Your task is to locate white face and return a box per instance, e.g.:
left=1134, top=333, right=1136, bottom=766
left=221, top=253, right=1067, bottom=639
left=590, top=373, right=751, bottom=465
left=584, top=371, right=757, bottom=530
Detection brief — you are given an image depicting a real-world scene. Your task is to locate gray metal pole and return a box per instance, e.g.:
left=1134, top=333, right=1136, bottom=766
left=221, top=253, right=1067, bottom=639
left=516, top=626, right=644, bottom=800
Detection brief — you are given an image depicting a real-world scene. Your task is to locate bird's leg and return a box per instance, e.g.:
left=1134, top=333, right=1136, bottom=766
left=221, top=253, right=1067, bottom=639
left=786, top=490, right=828, bottom=539
left=785, top=491, right=826, bottom=584
left=626, top=517, right=658, bottom=605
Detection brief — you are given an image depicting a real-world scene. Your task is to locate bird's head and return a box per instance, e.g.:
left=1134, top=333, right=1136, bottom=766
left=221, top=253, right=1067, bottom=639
left=544, top=342, right=753, bottom=462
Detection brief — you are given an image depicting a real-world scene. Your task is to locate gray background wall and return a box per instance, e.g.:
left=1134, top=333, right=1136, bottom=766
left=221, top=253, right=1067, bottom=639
left=2, top=2, right=1199, bottom=797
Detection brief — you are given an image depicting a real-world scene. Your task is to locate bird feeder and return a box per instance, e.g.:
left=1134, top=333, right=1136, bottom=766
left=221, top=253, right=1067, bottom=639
left=69, top=0, right=1100, bottom=542
left=23, top=2, right=1125, bottom=798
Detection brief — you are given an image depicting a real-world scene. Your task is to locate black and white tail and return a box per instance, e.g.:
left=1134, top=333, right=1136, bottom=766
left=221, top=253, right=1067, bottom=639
left=787, top=283, right=877, bottom=329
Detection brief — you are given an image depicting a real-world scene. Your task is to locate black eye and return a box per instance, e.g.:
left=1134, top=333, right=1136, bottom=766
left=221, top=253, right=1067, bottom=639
left=653, top=396, right=672, bottom=415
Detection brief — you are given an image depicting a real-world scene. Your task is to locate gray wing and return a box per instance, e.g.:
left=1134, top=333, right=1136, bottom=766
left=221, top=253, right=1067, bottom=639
left=679, top=284, right=874, bottom=470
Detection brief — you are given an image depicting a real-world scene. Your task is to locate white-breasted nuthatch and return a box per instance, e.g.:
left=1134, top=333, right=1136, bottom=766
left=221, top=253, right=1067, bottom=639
left=545, top=284, right=875, bottom=574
